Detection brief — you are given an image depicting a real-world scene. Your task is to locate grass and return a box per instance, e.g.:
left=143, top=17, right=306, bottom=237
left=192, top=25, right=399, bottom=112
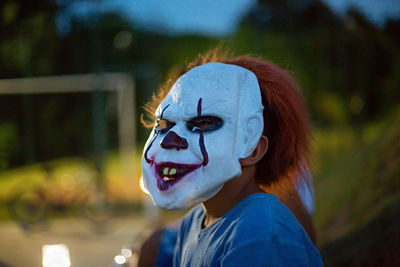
left=321, top=197, right=400, bottom=267
left=312, top=109, right=400, bottom=266
left=0, top=151, right=147, bottom=221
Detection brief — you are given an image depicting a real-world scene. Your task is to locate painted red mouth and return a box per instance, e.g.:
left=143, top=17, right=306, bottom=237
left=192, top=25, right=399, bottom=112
left=155, top=162, right=201, bottom=191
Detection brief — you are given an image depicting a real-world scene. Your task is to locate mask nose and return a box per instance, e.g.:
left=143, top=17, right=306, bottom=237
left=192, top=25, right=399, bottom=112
left=160, top=131, right=188, bottom=150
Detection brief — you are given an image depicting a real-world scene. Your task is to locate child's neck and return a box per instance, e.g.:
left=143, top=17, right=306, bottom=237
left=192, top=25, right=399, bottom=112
left=201, top=165, right=264, bottom=228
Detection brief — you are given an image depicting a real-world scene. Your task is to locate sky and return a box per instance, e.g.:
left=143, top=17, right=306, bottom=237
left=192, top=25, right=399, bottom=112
left=57, top=0, right=400, bottom=36
left=323, top=0, right=400, bottom=26
left=57, top=0, right=257, bottom=36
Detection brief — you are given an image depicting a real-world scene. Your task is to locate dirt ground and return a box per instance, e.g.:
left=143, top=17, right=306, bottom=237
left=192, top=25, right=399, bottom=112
left=0, top=215, right=155, bottom=267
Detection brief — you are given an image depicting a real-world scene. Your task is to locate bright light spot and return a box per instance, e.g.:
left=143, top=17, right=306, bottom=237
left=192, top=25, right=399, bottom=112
left=42, top=244, right=71, bottom=267
left=140, top=177, right=150, bottom=195
left=121, top=248, right=132, bottom=258
left=114, top=255, right=126, bottom=265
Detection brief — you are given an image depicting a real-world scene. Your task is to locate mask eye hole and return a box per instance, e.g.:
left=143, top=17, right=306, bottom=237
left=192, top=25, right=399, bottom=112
left=155, top=118, right=175, bottom=134
left=187, top=116, right=223, bottom=133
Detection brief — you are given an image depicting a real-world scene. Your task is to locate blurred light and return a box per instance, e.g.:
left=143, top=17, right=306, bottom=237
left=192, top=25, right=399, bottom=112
left=114, top=255, right=126, bottom=265
left=121, top=248, right=132, bottom=258
left=42, top=244, right=71, bottom=267
left=114, top=31, right=133, bottom=49
left=350, top=95, right=364, bottom=114
left=140, top=176, right=150, bottom=195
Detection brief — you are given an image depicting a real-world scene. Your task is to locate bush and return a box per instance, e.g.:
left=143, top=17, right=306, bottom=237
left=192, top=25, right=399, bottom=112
left=0, top=123, right=18, bottom=171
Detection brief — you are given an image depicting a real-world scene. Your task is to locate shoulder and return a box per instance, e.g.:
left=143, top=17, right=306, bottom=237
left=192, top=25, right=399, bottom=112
left=221, top=236, right=323, bottom=267
left=223, top=193, right=317, bottom=254
left=227, top=193, right=304, bottom=239
left=221, top=193, right=323, bottom=266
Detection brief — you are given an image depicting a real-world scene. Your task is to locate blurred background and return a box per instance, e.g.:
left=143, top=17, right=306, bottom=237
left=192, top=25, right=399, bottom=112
left=0, top=0, right=399, bottom=266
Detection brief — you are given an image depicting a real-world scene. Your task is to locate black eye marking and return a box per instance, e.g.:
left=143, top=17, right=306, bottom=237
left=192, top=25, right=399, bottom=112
left=155, top=118, right=176, bottom=134
left=187, top=116, right=223, bottom=133
left=145, top=104, right=170, bottom=163
left=154, top=104, right=175, bottom=134
left=144, top=130, right=158, bottom=163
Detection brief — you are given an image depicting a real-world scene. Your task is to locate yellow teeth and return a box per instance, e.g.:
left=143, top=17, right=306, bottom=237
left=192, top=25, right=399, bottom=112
left=162, top=167, right=177, bottom=182
left=163, top=167, right=169, bottom=175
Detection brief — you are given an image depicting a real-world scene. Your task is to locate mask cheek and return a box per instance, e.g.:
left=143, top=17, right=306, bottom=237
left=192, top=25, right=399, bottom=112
left=141, top=136, right=161, bottom=191
left=143, top=133, right=162, bottom=163
left=141, top=156, right=155, bottom=184
left=201, top=142, right=242, bottom=185
left=211, top=132, right=243, bottom=178
left=206, top=156, right=242, bottom=183
left=185, top=134, right=204, bottom=160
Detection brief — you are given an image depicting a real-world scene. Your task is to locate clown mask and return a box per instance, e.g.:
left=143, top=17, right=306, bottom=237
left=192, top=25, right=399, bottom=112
left=141, top=63, right=264, bottom=209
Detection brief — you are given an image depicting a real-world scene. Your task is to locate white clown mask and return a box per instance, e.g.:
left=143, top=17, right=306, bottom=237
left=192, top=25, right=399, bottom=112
left=141, top=62, right=264, bottom=209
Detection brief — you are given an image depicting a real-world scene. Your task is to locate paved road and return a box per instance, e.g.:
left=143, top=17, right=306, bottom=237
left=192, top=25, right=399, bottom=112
left=0, top=215, right=154, bottom=267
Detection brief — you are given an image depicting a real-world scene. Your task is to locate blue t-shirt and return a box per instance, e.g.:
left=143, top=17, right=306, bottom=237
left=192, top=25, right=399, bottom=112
left=173, top=193, right=323, bottom=267
left=156, top=221, right=181, bottom=267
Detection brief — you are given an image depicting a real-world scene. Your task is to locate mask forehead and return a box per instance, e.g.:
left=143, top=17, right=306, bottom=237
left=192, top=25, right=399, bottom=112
left=156, top=63, right=242, bottom=120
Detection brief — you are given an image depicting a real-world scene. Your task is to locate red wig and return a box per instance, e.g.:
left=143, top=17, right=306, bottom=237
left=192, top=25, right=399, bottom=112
left=224, top=57, right=311, bottom=186
left=142, top=50, right=311, bottom=187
